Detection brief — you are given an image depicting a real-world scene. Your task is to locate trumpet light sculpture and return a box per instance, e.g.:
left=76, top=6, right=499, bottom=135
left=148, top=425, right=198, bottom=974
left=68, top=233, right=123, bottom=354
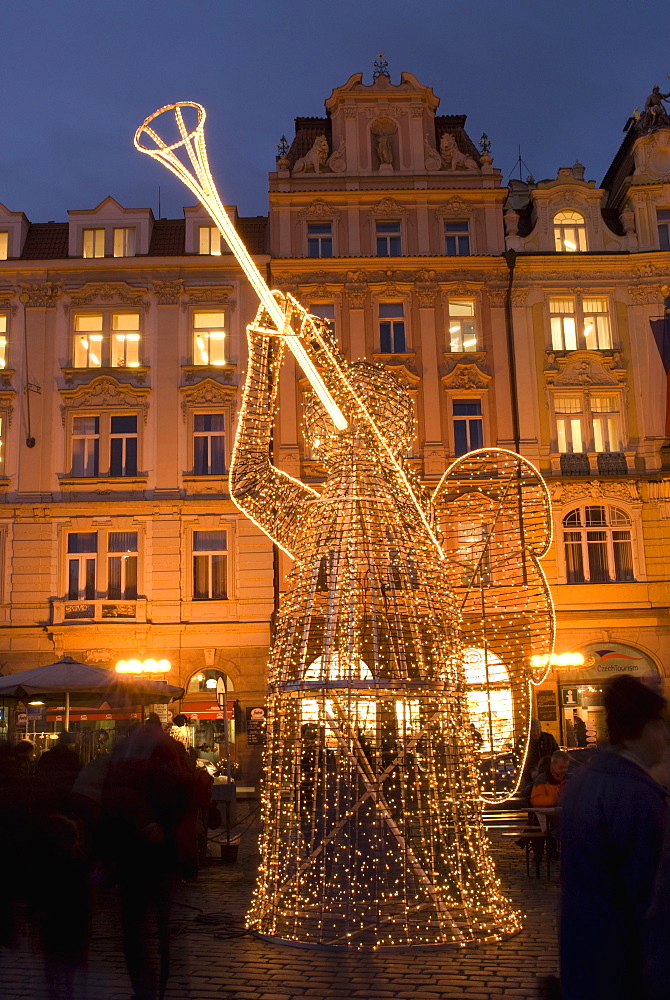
left=135, top=103, right=555, bottom=947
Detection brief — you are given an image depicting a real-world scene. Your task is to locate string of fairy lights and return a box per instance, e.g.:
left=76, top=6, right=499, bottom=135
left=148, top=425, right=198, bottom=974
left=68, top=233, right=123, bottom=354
left=135, top=102, right=555, bottom=948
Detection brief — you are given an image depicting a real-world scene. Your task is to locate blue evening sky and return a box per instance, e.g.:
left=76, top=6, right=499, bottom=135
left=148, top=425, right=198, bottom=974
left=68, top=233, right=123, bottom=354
left=3, top=0, right=668, bottom=223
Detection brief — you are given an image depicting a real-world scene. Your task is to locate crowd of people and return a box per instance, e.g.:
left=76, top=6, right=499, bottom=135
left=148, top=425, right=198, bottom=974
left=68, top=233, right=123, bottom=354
left=0, top=714, right=216, bottom=1000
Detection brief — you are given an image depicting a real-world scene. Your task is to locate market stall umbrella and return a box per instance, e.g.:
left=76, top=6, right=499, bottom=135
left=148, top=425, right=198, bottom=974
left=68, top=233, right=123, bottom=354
left=0, top=656, right=184, bottom=729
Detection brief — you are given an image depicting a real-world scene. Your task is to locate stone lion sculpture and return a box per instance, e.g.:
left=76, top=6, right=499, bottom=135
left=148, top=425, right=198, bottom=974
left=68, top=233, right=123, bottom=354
left=293, top=135, right=330, bottom=174
left=440, top=132, right=478, bottom=171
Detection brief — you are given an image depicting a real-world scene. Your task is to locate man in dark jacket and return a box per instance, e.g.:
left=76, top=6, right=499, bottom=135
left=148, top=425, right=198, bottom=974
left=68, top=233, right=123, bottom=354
left=559, top=674, right=669, bottom=1000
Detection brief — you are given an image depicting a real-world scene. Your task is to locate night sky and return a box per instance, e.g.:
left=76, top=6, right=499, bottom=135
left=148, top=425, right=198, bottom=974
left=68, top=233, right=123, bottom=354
left=4, top=0, right=668, bottom=223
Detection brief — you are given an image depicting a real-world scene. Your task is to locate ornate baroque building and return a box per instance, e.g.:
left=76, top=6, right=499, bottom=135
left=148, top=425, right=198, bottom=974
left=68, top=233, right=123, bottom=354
left=0, top=69, right=669, bottom=767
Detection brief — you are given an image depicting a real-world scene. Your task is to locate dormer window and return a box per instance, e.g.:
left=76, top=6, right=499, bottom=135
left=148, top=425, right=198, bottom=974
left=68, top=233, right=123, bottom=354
left=0, top=233, right=7, bottom=261
left=82, top=229, right=105, bottom=258
left=113, top=228, right=136, bottom=258
left=199, top=226, right=222, bottom=255
left=553, top=211, right=587, bottom=252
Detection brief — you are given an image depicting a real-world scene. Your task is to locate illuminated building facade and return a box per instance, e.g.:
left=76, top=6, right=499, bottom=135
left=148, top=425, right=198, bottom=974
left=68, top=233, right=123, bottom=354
left=0, top=70, right=669, bottom=769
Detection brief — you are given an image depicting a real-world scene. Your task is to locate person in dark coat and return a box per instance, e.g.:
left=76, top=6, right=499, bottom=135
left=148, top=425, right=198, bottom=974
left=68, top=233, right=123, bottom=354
left=559, top=674, right=669, bottom=1000
left=523, top=718, right=559, bottom=783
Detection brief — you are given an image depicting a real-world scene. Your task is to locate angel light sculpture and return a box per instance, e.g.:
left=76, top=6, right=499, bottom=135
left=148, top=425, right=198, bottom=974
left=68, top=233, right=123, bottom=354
left=135, top=103, right=555, bottom=948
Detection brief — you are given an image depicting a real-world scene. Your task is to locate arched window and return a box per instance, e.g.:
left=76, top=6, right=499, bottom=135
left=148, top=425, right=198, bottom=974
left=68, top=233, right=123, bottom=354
left=462, top=647, right=513, bottom=754
left=186, top=668, right=234, bottom=694
left=562, top=505, right=634, bottom=583
left=553, top=210, right=587, bottom=252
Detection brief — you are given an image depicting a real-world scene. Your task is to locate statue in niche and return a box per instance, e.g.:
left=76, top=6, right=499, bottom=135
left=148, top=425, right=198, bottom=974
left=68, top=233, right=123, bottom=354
left=293, top=135, right=330, bottom=174
left=440, top=132, right=478, bottom=171
left=371, top=117, right=397, bottom=167
left=233, top=293, right=554, bottom=947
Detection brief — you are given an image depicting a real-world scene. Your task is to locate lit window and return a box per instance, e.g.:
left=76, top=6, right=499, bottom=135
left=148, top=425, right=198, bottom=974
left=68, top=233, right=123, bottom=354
left=70, top=413, right=139, bottom=478
left=73, top=312, right=141, bottom=368
left=591, top=395, right=621, bottom=453
left=445, top=221, right=470, bottom=256
left=562, top=506, right=634, bottom=583
left=193, top=530, right=227, bottom=600
left=455, top=524, right=492, bottom=588
left=307, top=222, right=333, bottom=258
left=72, top=416, right=100, bottom=477
left=463, top=648, right=513, bottom=755
left=657, top=210, right=670, bottom=251
left=193, top=413, right=225, bottom=475
left=453, top=399, right=483, bottom=456
left=310, top=303, right=336, bottom=339
left=0, top=233, right=7, bottom=260
left=379, top=302, right=406, bottom=353
left=550, top=298, right=578, bottom=351
left=582, top=298, right=612, bottom=350
left=66, top=529, right=139, bottom=600
left=193, top=311, right=226, bottom=366
left=199, top=226, right=222, bottom=255
left=555, top=396, right=584, bottom=454
left=448, top=300, right=477, bottom=352
left=550, top=295, right=611, bottom=351
left=0, top=314, right=7, bottom=369
left=376, top=220, right=401, bottom=256
left=82, top=229, right=105, bottom=258
left=113, top=227, right=136, bottom=257
left=553, top=211, right=587, bottom=252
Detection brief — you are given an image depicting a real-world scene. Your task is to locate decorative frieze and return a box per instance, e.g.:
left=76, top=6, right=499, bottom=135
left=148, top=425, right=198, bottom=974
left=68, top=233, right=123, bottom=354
left=545, top=350, right=625, bottom=387
left=19, top=283, right=62, bottom=308
left=627, top=284, right=666, bottom=304
left=60, top=376, right=150, bottom=425
left=434, top=197, right=472, bottom=220
left=549, top=480, right=640, bottom=504
left=369, top=197, right=408, bottom=218
left=152, top=279, right=184, bottom=305
left=180, top=378, right=237, bottom=419
left=67, top=281, right=147, bottom=307
left=441, top=363, right=491, bottom=392
left=298, top=199, right=341, bottom=220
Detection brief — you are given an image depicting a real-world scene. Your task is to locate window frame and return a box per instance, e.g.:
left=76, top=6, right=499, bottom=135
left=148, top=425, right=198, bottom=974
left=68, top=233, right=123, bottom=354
left=553, top=210, right=588, bottom=252
left=657, top=209, right=670, bottom=251
left=308, top=302, right=337, bottom=342
left=444, top=220, right=471, bottom=256
left=64, top=527, right=141, bottom=601
left=199, top=226, right=222, bottom=256
left=548, top=293, right=613, bottom=351
left=551, top=390, right=625, bottom=457
left=446, top=298, right=478, bottom=352
left=451, top=396, right=484, bottom=457
left=0, top=312, right=8, bottom=370
left=82, top=228, right=105, bottom=258
left=191, top=529, right=229, bottom=601
left=67, top=410, right=141, bottom=479
left=0, top=232, right=7, bottom=261
left=559, top=504, right=638, bottom=584
left=378, top=301, right=407, bottom=354
left=72, top=309, right=143, bottom=370
left=192, top=309, right=227, bottom=367
left=375, top=219, right=402, bottom=257
left=192, top=411, right=227, bottom=476
left=112, top=227, right=136, bottom=258
left=306, top=222, right=333, bottom=259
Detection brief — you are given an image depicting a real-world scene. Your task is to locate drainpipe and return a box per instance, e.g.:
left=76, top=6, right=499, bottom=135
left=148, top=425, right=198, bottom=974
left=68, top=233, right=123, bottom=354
left=502, top=249, right=521, bottom=454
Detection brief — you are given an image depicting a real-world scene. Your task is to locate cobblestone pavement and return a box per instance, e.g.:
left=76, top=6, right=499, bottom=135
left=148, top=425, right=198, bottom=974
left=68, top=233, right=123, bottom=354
left=0, top=809, right=560, bottom=1000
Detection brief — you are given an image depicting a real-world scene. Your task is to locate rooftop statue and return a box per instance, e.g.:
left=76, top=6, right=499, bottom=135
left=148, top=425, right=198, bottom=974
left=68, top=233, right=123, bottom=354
left=639, top=82, right=670, bottom=133
left=440, top=131, right=478, bottom=171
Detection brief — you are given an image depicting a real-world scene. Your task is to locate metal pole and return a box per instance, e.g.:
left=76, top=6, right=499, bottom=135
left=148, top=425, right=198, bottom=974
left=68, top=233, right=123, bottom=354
left=222, top=675, right=231, bottom=782
left=64, top=690, right=70, bottom=732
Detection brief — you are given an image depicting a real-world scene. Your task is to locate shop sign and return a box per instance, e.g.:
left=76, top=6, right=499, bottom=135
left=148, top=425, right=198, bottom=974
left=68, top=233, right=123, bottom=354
left=559, top=642, right=656, bottom=683
left=561, top=687, right=581, bottom=708
left=246, top=706, right=266, bottom=746
left=536, top=690, right=557, bottom=722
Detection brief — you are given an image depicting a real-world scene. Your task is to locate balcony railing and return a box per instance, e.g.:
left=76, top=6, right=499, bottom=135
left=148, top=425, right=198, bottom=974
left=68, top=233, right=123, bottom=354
left=51, top=599, right=147, bottom=624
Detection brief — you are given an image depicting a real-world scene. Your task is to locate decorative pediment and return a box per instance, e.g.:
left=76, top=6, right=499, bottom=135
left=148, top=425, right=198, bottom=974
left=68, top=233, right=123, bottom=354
left=181, top=285, right=235, bottom=307
left=60, top=376, right=150, bottom=424
left=434, top=198, right=472, bottom=220
left=371, top=357, right=421, bottom=389
left=369, top=197, right=408, bottom=218
left=180, top=378, right=237, bottom=418
left=486, top=286, right=528, bottom=307
left=632, top=129, right=670, bottom=184
left=441, top=363, right=491, bottom=391
left=549, top=480, right=640, bottom=505
left=298, top=199, right=341, bottom=221
left=67, top=281, right=148, bottom=307
left=414, top=270, right=439, bottom=306
left=0, top=289, right=16, bottom=308
left=545, top=350, right=624, bottom=387
left=344, top=271, right=368, bottom=308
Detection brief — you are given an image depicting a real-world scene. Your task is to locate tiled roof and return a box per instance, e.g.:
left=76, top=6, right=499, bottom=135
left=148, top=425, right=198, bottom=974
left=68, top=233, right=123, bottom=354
left=21, top=223, right=69, bottom=259
left=237, top=217, right=268, bottom=254
left=148, top=220, right=185, bottom=256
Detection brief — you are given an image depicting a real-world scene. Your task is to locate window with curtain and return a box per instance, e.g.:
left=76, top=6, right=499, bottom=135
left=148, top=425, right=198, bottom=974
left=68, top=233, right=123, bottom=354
left=107, top=532, right=138, bottom=599
left=553, top=210, right=587, bottom=252
left=193, top=413, right=225, bottom=475
left=562, top=505, right=634, bottom=583
left=193, top=530, right=228, bottom=600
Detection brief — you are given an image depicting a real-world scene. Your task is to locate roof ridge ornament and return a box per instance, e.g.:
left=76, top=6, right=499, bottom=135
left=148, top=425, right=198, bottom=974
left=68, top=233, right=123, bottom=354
left=372, top=53, right=389, bottom=81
